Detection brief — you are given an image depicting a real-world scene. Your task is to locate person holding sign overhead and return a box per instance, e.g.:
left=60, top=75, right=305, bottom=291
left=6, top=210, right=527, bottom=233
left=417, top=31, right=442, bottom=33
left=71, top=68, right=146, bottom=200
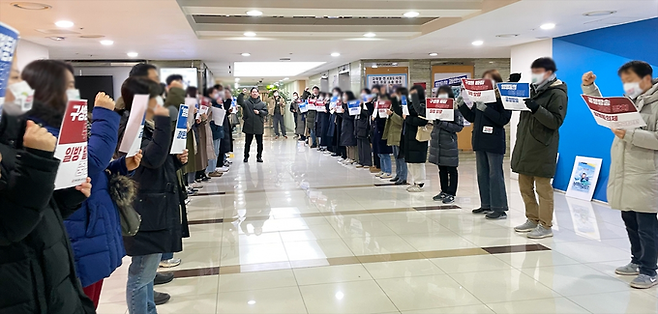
left=238, top=87, right=268, bottom=163
left=582, top=61, right=658, bottom=289
left=458, top=69, right=511, bottom=219
left=511, top=58, right=567, bottom=239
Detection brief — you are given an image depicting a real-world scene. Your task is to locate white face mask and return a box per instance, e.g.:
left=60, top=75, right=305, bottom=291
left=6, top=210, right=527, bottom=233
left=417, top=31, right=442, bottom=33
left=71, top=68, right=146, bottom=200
left=293, top=95, right=298, bottom=100
left=66, top=88, right=81, bottom=102
left=155, top=96, right=164, bottom=107
left=438, top=94, right=449, bottom=99
left=274, top=92, right=279, bottom=97
left=333, top=92, right=339, bottom=97
left=531, top=72, right=546, bottom=85
left=624, top=82, right=644, bottom=99
left=7, top=81, right=35, bottom=111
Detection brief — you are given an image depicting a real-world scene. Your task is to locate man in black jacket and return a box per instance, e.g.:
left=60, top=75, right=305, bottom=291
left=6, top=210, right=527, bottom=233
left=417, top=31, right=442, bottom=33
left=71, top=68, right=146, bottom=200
left=238, top=87, right=268, bottom=162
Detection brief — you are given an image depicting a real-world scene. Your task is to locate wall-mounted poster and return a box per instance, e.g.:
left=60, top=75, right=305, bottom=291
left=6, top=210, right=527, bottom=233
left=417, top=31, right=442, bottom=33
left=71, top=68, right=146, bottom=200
left=367, top=74, right=407, bottom=94
left=566, top=156, right=603, bottom=201
left=434, top=73, right=470, bottom=88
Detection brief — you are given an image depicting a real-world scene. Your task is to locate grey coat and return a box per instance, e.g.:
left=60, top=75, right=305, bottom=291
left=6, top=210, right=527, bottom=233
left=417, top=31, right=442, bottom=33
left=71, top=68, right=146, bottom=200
left=582, top=80, right=658, bottom=213
left=429, top=109, right=464, bottom=167
left=238, top=94, right=268, bottom=135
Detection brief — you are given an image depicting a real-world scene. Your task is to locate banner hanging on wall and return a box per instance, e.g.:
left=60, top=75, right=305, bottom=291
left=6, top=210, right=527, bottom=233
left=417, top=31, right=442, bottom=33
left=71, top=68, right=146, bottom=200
left=581, top=95, right=646, bottom=129
left=367, top=74, right=408, bottom=94
left=497, top=82, right=531, bottom=111
left=434, top=73, right=470, bottom=88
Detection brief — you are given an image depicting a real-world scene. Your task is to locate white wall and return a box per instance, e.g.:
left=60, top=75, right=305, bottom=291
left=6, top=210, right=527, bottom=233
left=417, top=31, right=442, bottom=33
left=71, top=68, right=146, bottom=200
left=72, top=67, right=132, bottom=99
left=509, top=39, right=553, bottom=179
left=15, top=40, right=49, bottom=70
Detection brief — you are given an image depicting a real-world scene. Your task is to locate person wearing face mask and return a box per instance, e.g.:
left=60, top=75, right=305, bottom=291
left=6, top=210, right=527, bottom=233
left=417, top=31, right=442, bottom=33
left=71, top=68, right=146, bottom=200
left=271, top=90, right=287, bottom=139
left=0, top=59, right=95, bottom=314
left=339, top=91, right=358, bottom=164
left=429, top=86, right=464, bottom=204
left=1, top=53, right=34, bottom=118
left=582, top=61, right=658, bottom=289
left=369, top=85, right=382, bottom=173
left=511, top=58, right=567, bottom=238
left=118, top=77, right=188, bottom=312
left=458, top=69, right=512, bottom=219
left=383, top=87, right=407, bottom=184
left=355, top=88, right=373, bottom=168
left=371, top=88, right=393, bottom=177
left=290, top=92, right=306, bottom=140
left=403, top=85, right=429, bottom=191
left=305, top=86, right=319, bottom=148
left=238, top=87, right=268, bottom=162
left=316, top=91, right=330, bottom=152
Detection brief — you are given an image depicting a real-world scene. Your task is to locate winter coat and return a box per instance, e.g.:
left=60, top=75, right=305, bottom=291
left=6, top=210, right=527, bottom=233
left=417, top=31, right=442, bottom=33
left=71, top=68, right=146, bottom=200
left=383, top=97, right=404, bottom=147
left=305, top=92, right=318, bottom=130
left=402, top=94, right=429, bottom=163
left=582, top=79, right=658, bottom=213
left=511, top=78, right=568, bottom=178
left=64, top=107, right=127, bottom=288
left=0, top=104, right=95, bottom=314
left=291, top=100, right=306, bottom=135
left=458, top=96, right=511, bottom=156
left=238, top=94, right=268, bottom=135
left=272, top=96, right=285, bottom=116
left=355, top=101, right=371, bottom=139
left=428, top=108, right=464, bottom=167
left=121, top=115, right=184, bottom=256
left=220, top=98, right=233, bottom=158
left=340, top=104, right=357, bottom=147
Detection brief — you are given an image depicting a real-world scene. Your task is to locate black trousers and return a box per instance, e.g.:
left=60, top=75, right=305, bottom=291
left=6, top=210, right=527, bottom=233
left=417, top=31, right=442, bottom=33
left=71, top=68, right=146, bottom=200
left=244, top=133, right=263, bottom=159
left=622, top=211, right=658, bottom=276
left=438, top=165, right=458, bottom=196
left=357, top=138, right=372, bottom=166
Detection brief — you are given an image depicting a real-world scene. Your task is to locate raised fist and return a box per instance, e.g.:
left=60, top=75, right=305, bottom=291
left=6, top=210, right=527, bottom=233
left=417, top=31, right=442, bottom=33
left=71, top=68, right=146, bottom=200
left=582, top=71, right=596, bottom=86
left=94, top=92, right=115, bottom=110
left=23, top=120, right=57, bottom=152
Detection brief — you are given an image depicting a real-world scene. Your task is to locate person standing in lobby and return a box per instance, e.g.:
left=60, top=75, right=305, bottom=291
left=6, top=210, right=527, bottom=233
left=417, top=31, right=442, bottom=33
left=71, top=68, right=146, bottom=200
left=512, top=57, right=567, bottom=239
left=582, top=61, right=658, bottom=289
left=458, top=69, right=512, bottom=219
left=271, top=90, right=287, bottom=139
left=403, top=85, right=429, bottom=191
left=238, top=87, right=268, bottom=163
left=384, top=87, right=407, bottom=185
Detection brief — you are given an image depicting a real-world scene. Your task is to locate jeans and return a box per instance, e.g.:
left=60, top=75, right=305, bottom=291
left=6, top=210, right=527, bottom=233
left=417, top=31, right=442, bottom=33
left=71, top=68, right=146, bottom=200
left=161, top=252, right=173, bottom=261
left=273, top=114, right=286, bottom=136
left=439, top=165, right=458, bottom=196
left=244, top=133, right=263, bottom=159
left=127, top=253, right=162, bottom=314
left=392, top=146, right=407, bottom=182
left=378, top=154, right=392, bottom=174
left=408, top=163, right=426, bottom=185
left=519, top=174, right=554, bottom=227
left=206, top=138, right=221, bottom=173
left=475, top=151, right=508, bottom=212
left=622, top=211, right=658, bottom=277
left=309, top=129, right=317, bottom=146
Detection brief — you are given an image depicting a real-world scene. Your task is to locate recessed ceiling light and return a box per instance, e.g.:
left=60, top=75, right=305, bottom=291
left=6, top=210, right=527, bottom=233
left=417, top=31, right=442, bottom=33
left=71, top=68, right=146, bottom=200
left=496, top=34, right=520, bottom=38
left=241, top=52, right=251, bottom=57
left=283, top=77, right=289, bottom=80
left=11, top=2, right=51, bottom=10
left=471, top=40, right=484, bottom=46
left=429, top=52, right=438, bottom=56
left=55, top=20, right=74, bottom=28
left=127, top=52, right=139, bottom=58
left=331, top=52, right=340, bottom=57
left=246, top=10, right=263, bottom=16
left=404, top=11, right=420, bottom=18
left=540, top=23, right=555, bottom=30
left=244, top=32, right=256, bottom=37
left=363, top=32, right=376, bottom=38
left=247, top=300, right=256, bottom=305
left=100, top=40, right=114, bottom=46
left=583, top=10, right=616, bottom=17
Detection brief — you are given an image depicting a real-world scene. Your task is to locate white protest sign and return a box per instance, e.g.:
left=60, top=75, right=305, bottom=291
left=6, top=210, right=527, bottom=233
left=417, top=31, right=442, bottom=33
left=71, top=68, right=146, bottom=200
left=170, top=104, right=189, bottom=154
left=348, top=100, right=361, bottom=116
left=426, top=98, right=455, bottom=121
left=211, top=106, right=226, bottom=126
left=581, top=95, right=647, bottom=130
left=118, top=94, right=149, bottom=157
left=497, top=82, right=531, bottom=111
left=376, top=100, right=391, bottom=119
left=461, top=78, right=496, bottom=103
left=53, top=100, right=89, bottom=189
left=401, top=95, right=410, bottom=116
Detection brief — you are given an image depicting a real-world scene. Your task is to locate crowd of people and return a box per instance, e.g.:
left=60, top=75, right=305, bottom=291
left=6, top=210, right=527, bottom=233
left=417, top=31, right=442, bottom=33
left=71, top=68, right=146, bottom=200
left=0, top=47, right=657, bottom=314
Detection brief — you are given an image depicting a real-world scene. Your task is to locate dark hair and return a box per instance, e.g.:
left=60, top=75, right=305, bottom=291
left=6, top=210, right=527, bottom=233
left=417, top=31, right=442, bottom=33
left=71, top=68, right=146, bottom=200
left=186, top=86, right=198, bottom=98
left=508, top=73, right=522, bottom=83
left=130, top=63, right=157, bottom=77
left=618, top=61, right=653, bottom=78
left=371, top=85, right=382, bottom=92
left=166, top=74, right=183, bottom=85
left=250, top=87, right=259, bottom=94
left=437, top=85, right=455, bottom=98
left=146, top=81, right=161, bottom=99
left=531, top=57, right=557, bottom=73
left=21, top=60, right=73, bottom=113
left=395, top=87, right=409, bottom=97
left=343, top=91, right=356, bottom=101
left=205, top=87, right=217, bottom=97
left=213, top=84, right=223, bottom=90
left=332, top=87, right=342, bottom=94
left=293, top=91, right=299, bottom=96
left=410, top=85, right=426, bottom=103
left=482, top=69, right=504, bottom=83
left=121, top=77, right=151, bottom=111
left=312, top=86, right=320, bottom=91
left=361, top=88, right=371, bottom=95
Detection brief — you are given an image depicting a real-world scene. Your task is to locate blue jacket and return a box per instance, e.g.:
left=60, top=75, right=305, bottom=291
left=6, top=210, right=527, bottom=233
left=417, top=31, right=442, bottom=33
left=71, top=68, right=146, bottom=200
left=64, top=107, right=128, bottom=287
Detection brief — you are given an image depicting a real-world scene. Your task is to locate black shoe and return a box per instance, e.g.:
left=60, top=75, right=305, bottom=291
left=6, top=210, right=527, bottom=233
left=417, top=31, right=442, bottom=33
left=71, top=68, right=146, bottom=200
left=310, top=145, right=317, bottom=149
left=243, top=158, right=249, bottom=163
left=443, top=195, right=456, bottom=204
left=257, top=158, right=263, bottom=163
left=390, top=177, right=399, bottom=182
left=433, top=192, right=448, bottom=201
left=418, top=183, right=425, bottom=188
left=394, top=180, right=407, bottom=185
left=154, top=291, right=171, bottom=305
left=485, top=211, right=507, bottom=220
left=154, top=272, right=174, bottom=285
left=472, top=208, right=492, bottom=214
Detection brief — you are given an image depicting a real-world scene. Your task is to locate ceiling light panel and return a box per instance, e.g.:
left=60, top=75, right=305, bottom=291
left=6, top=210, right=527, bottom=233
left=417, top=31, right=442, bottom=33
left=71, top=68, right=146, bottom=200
left=11, top=2, right=51, bottom=10
left=55, top=21, right=74, bottom=28
left=234, top=62, right=325, bottom=77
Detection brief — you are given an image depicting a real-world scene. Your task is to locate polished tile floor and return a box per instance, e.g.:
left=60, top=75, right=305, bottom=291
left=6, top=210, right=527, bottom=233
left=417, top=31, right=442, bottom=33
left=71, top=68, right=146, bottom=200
left=97, top=136, right=658, bottom=314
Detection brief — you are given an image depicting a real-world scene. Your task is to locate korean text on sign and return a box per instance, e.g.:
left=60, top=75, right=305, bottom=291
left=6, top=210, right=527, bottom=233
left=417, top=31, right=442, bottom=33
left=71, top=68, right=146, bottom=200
left=53, top=100, right=89, bottom=189
left=497, top=82, right=531, bottom=111
left=170, top=104, right=189, bottom=154
left=461, top=78, right=497, bottom=103
left=426, top=98, right=455, bottom=121
left=581, top=95, right=646, bottom=130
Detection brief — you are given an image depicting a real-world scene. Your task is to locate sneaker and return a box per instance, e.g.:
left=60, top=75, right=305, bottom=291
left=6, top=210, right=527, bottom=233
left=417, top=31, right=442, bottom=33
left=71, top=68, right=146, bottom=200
left=394, top=180, right=407, bottom=185
left=616, top=262, right=640, bottom=276
left=159, top=258, right=181, bottom=268
left=433, top=192, right=448, bottom=201
left=527, top=225, right=553, bottom=239
left=323, top=151, right=332, bottom=155
left=331, top=153, right=340, bottom=157
left=208, top=171, right=223, bottom=178
left=370, top=167, right=381, bottom=174
left=630, top=274, right=658, bottom=289
left=243, top=158, right=249, bottom=163
left=406, top=184, right=424, bottom=192
left=472, top=208, right=492, bottom=214
left=375, top=172, right=384, bottom=178
left=215, top=167, right=229, bottom=173
left=443, top=195, right=455, bottom=204
left=381, top=173, right=393, bottom=179
left=485, top=211, right=507, bottom=220
left=355, top=164, right=364, bottom=168
left=390, top=177, right=399, bottom=182
left=257, top=158, right=263, bottom=163
left=191, top=183, right=203, bottom=189
left=514, top=220, right=538, bottom=233
left=154, top=272, right=174, bottom=285
left=154, top=291, right=171, bottom=305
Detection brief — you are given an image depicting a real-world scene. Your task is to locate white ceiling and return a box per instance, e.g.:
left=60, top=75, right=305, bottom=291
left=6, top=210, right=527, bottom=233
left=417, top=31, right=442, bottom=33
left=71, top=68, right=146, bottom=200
left=1, top=0, right=656, bottom=86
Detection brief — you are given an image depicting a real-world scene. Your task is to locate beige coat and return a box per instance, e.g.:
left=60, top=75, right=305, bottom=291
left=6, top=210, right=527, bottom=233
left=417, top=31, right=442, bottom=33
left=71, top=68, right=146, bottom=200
left=582, top=79, right=658, bottom=213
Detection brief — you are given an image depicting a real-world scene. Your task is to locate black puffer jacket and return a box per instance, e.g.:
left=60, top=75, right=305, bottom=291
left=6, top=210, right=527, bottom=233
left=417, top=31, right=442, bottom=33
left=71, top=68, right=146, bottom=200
left=238, top=94, right=268, bottom=135
left=429, top=108, right=464, bottom=167
left=0, top=111, right=95, bottom=314
left=340, top=104, right=357, bottom=147
left=401, top=94, right=429, bottom=163
left=458, top=97, right=511, bottom=155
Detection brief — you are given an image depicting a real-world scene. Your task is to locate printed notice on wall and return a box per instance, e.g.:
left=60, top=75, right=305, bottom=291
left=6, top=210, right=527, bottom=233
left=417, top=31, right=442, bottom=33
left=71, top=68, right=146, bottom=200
left=118, top=94, right=149, bottom=157
left=426, top=98, right=454, bottom=121
left=581, top=95, right=646, bottom=130
left=53, top=100, right=89, bottom=189
left=170, top=104, right=189, bottom=154
left=461, top=78, right=496, bottom=103
left=497, top=82, right=531, bottom=111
